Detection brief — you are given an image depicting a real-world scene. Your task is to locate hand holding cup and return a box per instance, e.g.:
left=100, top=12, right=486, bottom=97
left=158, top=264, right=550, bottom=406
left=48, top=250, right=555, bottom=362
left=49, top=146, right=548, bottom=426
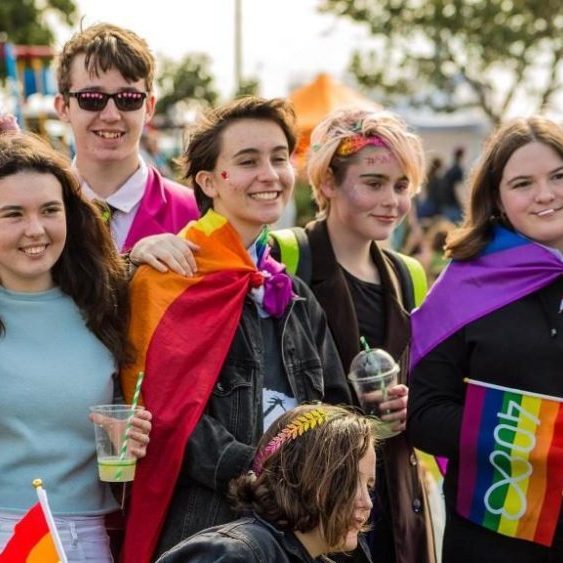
left=348, top=346, right=403, bottom=438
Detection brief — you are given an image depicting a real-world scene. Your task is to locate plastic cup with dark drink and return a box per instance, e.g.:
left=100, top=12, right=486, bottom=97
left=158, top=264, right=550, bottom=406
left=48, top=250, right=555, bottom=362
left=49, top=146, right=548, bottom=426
left=348, top=346, right=400, bottom=438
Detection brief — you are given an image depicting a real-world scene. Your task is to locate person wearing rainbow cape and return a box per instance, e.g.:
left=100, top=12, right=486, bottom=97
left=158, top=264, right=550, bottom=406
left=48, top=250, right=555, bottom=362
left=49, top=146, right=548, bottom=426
left=119, top=97, right=351, bottom=563
left=156, top=404, right=377, bottom=563
left=408, top=115, right=563, bottom=562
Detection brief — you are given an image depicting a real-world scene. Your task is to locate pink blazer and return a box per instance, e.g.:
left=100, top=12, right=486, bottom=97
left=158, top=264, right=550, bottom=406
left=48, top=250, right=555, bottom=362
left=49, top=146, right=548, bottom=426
left=122, top=166, right=199, bottom=251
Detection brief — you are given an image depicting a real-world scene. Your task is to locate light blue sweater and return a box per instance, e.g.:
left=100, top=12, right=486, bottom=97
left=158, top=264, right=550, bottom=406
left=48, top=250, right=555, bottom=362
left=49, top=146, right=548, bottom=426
left=0, top=287, right=119, bottom=515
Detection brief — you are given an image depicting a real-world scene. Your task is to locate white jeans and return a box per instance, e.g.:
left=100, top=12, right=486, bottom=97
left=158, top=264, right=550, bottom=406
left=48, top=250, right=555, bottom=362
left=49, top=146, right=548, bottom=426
left=0, top=512, right=113, bottom=562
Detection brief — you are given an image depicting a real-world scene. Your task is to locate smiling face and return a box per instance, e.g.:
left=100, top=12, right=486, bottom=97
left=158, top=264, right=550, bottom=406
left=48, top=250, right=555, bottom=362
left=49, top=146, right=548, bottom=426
left=196, top=118, right=295, bottom=245
left=54, top=53, right=155, bottom=176
left=324, top=146, right=412, bottom=243
left=0, top=171, right=67, bottom=292
left=499, top=142, right=563, bottom=252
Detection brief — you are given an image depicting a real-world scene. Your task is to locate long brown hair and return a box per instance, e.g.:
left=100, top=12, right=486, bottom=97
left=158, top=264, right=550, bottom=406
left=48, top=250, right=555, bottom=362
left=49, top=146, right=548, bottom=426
left=446, top=115, right=563, bottom=260
left=0, top=132, right=131, bottom=365
left=229, top=404, right=377, bottom=551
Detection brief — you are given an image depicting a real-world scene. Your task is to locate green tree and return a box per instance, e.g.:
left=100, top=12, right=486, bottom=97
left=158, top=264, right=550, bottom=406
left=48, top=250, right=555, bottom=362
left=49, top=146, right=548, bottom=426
left=0, top=0, right=77, bottom=81
left=0, top=0, right=77, bottom=45
left=320, top=0, right=563, bottom=124
left=156, top=54, right=219, bottom=117
left=235, top=76, right=260, bottom=98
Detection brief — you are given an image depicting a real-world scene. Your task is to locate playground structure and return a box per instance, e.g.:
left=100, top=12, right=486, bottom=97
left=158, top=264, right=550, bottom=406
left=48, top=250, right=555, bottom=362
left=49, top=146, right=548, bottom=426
left=1, top=42, right=58, bottom=134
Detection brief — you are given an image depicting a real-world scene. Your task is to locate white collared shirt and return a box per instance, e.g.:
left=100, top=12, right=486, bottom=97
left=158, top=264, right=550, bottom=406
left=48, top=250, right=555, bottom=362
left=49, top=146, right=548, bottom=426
left=78, top=159, right=149, bottom=251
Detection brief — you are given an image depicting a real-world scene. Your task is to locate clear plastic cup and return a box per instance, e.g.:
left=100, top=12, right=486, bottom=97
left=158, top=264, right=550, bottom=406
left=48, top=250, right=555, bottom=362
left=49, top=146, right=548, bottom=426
left=89, top=404, right=137, bottom=482
left=348, top=348, right=400, bottom=438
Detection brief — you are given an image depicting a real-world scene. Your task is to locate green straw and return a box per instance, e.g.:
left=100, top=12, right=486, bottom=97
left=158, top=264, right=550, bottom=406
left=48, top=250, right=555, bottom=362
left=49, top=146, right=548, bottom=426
left=360, top=336, right=370, bottom=352
left=115, top=371, right=145, bottom=481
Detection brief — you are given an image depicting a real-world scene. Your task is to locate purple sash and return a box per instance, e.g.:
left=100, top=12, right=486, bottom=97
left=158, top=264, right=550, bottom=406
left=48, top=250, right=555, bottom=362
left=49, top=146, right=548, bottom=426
left=411, top=226, right=563, bottom=369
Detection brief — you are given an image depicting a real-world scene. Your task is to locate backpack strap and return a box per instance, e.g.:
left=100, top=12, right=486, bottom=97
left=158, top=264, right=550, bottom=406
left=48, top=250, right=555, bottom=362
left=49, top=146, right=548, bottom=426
left=269, top=227, right=312, bottom=284
left=399, top=252, right=428, bottom=308
left=383, top=248, right=428, bottom=311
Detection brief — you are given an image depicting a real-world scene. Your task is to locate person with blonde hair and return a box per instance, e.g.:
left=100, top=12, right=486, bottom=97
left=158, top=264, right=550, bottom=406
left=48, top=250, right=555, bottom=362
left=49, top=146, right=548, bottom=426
left=270, top=108, right=435, bottom=563
left=408, top=115, right=563, bottom=562
left=156, top=404, right=377, bottom=562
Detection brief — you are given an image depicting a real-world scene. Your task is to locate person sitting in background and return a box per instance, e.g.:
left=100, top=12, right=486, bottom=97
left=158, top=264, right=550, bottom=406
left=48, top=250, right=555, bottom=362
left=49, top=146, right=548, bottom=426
left=156, top=404, right=377, bottom=563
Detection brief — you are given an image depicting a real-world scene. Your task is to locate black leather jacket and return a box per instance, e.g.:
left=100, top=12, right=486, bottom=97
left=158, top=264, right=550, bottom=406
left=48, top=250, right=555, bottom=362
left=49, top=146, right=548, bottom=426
left=155, top=277, right=351, bottom=558
left=156, top=514, right=323, bottom=563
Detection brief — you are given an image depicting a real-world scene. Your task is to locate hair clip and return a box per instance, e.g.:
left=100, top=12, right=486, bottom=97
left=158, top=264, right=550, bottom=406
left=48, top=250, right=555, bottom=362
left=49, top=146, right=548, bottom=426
left=253, top=408, right=330, bottom=476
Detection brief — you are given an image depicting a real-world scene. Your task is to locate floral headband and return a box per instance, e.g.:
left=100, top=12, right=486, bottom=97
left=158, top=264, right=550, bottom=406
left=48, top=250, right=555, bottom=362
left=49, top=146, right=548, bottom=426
left=335, top=134, right=388, bottom=157
left=253, top=408, right=331, bottom=476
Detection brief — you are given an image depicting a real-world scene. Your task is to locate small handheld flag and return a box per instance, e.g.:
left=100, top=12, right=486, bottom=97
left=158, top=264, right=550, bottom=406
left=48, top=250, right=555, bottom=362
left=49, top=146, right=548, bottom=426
left=0, top=479, right=68, bottom=563
left=457, top=379, right=563, bottom=546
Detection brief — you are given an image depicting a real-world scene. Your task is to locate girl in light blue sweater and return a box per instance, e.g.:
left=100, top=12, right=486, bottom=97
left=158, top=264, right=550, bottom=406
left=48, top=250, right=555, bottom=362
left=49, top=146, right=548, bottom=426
left=0, top=132, right=151, bottom=562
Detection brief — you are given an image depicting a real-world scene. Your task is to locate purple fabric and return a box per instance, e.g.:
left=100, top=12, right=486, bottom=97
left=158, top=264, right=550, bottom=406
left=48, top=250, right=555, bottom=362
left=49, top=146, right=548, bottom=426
left=410, top=228, right=563, bottom=369
left=122, top=166, right=199, bottom=251
left=259, top=247, right=294, bottom=318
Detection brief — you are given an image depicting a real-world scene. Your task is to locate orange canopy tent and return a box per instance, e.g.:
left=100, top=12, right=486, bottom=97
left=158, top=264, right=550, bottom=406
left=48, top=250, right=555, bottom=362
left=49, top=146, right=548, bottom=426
left=289, top=73, right=381, bottom=166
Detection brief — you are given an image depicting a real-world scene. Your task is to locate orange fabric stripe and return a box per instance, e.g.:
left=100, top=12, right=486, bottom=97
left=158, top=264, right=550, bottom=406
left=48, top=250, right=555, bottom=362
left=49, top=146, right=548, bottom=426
left=121, top=211, right=255, bottom=403
left=516, top=400, right=559, bottom=541
left=26, top=533, right=59, bottom=563
left=0, top=504, right=53, bottom=562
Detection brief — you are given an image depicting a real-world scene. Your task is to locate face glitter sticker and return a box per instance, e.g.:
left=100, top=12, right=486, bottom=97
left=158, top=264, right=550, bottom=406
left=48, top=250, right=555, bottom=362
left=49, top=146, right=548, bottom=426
left=220, top=170, right=229, bottom=180
left=365, top=154, right=395, bottom=165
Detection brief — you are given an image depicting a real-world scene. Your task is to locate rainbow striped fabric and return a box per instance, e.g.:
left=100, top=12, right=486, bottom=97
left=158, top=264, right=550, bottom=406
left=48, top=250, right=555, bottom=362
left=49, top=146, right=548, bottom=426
left=120, top=210, right=290, bottom=563
left=0, top=503, right=60, bottom=563
left=457, top=379, right=563, bottom=546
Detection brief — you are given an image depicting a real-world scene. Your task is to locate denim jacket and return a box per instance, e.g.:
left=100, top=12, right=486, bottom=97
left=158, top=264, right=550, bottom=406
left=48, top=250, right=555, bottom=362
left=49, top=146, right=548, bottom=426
left=156, top=514, right=323, bottom=563
left=155, top=277, right=351, bottom=557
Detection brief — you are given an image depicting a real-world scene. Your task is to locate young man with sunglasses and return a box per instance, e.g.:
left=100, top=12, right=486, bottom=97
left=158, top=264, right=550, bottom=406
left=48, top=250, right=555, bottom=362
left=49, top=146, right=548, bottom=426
left=55, top=23, right=199, bottom=259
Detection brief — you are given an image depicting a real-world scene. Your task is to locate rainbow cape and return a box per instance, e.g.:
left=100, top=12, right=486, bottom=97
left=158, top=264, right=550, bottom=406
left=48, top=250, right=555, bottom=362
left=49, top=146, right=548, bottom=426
left=411, top=226, right=563, bottom=369
left=120, top=210, right=273, bottom=563
left=458, top=379, right=563, bottom=546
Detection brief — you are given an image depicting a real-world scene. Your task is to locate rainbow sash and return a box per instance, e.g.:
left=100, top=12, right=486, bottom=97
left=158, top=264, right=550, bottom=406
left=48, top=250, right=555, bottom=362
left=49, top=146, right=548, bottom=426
left=120, top=210, right=281, bottom=563
left=458, top=379, right=563, bottom=546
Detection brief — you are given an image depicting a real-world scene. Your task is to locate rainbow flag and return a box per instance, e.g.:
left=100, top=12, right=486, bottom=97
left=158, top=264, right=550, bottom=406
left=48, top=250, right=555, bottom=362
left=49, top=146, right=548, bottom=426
left=457, top=379, right=563, bottom=546
left=0, top=484, right=67, bottom=563
left=121, top=210, right=278, bottom=563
